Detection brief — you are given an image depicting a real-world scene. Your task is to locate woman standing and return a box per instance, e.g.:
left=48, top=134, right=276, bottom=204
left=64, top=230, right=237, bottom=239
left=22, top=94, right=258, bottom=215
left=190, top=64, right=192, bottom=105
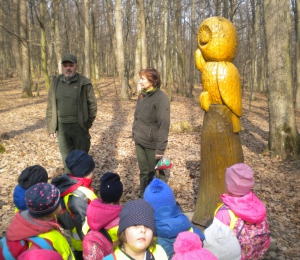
left=132, top=67, right=170, bottom=197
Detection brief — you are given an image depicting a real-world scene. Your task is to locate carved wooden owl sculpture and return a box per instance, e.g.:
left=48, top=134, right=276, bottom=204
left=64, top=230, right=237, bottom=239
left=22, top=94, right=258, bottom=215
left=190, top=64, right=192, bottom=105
left=195, top=16, right=242, bottom=133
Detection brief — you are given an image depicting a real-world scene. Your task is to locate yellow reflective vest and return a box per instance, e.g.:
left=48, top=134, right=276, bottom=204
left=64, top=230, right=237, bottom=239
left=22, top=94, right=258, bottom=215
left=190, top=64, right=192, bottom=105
left=29, top=230, right=75, bottom=260
left=63, top=186, right=97, bottom=251
left=104, top=245, right=168, bottom=260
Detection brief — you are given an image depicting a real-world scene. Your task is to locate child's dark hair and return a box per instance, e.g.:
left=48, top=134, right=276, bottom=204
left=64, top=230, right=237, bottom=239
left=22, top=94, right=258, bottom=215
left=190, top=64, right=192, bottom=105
left=139, top=67, right=161, bottom=88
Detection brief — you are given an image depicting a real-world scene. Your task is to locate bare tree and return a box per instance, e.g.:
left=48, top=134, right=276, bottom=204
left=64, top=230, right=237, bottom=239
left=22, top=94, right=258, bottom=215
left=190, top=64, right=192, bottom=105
left=0, top=4, right=5, bottom=79
left=137, top=0, right=147, bottom=68
left=105, top=0, right=117, bottom=76
left=53, top=0, right=62, bottom=75
left=214, top=0, right=221, bottom=16
left=264, top=0, right=299, bottom=159
left=294, top=0, right=300, bottom=108
left=174, top=0, right=186, bottom=96
left=162, top=0, right=169, bottom=88
left=84, top=0, right=90, bottom=77
left=115, top=0, right=129, bottom=100
left=229, top=0, right=238, bottom=22
left=187, top=0, right=196, bottom=98
left=249, top=0, right=259, bottom=101
left=38, top=0, right=50, bottom=91
left=223, top=0, right=229, bottom=19
left=20, top=0, right=32, bottom=97
left=134, top=19, right=142, bottom=93
left=12, top=0, right=21, bottom=77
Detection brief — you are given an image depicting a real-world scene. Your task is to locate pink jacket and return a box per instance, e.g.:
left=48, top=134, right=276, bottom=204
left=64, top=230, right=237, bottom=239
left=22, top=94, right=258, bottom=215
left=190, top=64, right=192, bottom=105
left=83, top=199, right=122, bottom=260
left=215, top=191, right=267, bottom=225
left=86, top=198, right=122, bottom=231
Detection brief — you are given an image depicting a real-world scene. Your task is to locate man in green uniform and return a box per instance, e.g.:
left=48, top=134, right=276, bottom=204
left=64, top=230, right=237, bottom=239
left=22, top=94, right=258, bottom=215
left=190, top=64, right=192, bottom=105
left=46, top=54, right=97, bottom=172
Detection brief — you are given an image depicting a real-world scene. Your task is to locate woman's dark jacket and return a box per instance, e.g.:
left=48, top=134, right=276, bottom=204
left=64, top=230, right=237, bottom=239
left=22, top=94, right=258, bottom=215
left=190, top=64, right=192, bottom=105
left=132, top=88, right=170, bottom=155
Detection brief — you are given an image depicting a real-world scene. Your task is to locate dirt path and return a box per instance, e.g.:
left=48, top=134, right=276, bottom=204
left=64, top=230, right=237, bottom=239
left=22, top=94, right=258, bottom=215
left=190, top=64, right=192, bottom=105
left=0, top=77, right=300, bottom=259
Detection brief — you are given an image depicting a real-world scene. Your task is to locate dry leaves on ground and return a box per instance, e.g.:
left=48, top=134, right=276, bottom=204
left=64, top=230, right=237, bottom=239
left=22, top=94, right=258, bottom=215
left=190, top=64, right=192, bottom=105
left=0, top=77, right=300, bottom=259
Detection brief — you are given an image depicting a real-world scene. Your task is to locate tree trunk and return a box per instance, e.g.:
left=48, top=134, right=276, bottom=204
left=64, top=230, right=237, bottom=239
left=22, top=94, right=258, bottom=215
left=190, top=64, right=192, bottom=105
left=40, top=0, right=50, bottom=91
left=214, top=0, right=221, bottom=16
left=192, top=105, right=244, bottom=224
left=264, top=0, right=300, bottom=159
left=28, top=8, right=36, bottom=81
left=84, top=0, right=90, bottom=77
left=223, top=0, right=229, bottom=19
left=53, top=0, right=62, bottom=75
left=134, top=19, right=142, bottom=93
left=0, top=5, right=5, bottom=79
left=162, top=0, right=168, bottom=88
left=105, top=0, right=117, bottom=77
left=229, top=0, right=238, bottom=22
left=295, top=0, right=300, bottom=108
left=258, top=0, right=266, bottom=93
left=20, top=0, right=32, bottom=97
left=12, top=0, right=22, bottom=78
left=175, top=0, right=186, bottom=96
left=90, top=0, right=96, bottom=84
left=187, top=0, right=196, bottom=98
left=250, top=0, right=259, bottom=101
left=61, top=2, right=70, bottom=53
left=115, top=0, right=129, bottom=100
left=137, top=0, right=147, bottom=68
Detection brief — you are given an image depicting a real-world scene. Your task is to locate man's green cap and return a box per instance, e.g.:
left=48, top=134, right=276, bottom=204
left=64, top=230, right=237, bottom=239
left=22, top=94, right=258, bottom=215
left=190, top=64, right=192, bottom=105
left=61, top=54, right=77, bottom=64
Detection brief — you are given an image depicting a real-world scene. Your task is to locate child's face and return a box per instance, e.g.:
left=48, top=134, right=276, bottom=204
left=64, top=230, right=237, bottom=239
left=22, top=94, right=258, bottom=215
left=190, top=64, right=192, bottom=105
left=85, top=171, right=94, bottom=179
left=123, top=225, right=153, bottom=255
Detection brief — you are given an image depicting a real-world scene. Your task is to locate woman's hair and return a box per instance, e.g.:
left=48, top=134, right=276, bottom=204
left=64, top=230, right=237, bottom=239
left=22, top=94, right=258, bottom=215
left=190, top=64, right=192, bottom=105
left=139, top=67, right=161, bottom=88
left=114, top=230, right=157, bottom=253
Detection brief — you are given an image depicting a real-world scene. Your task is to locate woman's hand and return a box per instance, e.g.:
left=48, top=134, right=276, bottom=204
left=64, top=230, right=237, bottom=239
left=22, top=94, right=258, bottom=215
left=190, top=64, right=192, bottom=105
left=155, top=154, right=163, bottom=159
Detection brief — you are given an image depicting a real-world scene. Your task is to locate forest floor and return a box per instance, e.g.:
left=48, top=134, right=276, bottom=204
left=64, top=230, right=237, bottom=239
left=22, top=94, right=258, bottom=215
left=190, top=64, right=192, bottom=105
left=0, top=76, right=300, bottom=259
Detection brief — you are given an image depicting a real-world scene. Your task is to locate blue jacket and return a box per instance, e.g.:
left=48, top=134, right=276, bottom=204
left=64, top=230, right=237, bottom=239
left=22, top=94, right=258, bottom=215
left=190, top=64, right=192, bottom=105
left=153, top=204, right=205, bottom=259
left=154, top=204, right=191, bottom=238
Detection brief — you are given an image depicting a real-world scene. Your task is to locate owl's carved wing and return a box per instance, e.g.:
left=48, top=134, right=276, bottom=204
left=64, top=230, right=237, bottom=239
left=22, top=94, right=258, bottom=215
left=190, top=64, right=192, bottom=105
left=194, top=49, right=205, bottom=72
left=218, top=62, right=242, bottom=117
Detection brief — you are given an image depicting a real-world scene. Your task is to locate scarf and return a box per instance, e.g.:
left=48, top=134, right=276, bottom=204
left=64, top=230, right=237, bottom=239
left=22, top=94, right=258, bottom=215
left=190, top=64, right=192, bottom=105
left=60, top=175, right=93, bottom=197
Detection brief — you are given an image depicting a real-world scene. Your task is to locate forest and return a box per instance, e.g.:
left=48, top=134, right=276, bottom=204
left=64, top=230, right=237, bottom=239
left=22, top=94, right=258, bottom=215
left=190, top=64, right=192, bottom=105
left=0, top=0, right=299, bottom=158
left=0, top=0, right=300, bottom=259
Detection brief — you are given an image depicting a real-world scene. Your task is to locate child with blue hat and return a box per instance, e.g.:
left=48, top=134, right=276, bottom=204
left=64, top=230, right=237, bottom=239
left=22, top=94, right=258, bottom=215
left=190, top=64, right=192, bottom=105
left=143, top=178, right=205, bottom=259
left=13, top=165, right=48, bottom=212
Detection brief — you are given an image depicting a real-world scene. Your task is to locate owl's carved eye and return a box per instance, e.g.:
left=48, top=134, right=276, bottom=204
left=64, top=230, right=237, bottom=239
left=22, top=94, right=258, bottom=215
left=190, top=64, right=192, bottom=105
left=198, top=25, right=212, bottom=46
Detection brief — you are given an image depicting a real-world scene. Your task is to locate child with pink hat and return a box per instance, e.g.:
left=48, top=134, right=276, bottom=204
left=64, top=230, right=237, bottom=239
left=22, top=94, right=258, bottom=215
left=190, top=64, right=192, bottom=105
left=214, top=163, right=271, bottom=260
left=172, top=231, right=217, bottom=260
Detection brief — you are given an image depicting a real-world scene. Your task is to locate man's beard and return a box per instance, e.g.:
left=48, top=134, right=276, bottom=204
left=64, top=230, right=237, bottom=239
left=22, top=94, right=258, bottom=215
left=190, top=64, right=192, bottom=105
left=64, top=71, right=75, bottom=80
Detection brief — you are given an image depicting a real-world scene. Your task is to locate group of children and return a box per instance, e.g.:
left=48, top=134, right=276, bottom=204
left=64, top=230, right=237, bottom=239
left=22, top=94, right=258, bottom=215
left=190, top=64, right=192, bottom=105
left=0, top=149, right=271, bottom=260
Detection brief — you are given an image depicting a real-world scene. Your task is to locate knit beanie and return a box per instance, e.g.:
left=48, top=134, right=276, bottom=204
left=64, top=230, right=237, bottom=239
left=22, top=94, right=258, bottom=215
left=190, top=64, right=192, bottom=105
left=203, top=218, right=241, bottom=260
left=25, top=182, right=60, bottom=218
left=18, top=249, right=63, bottom=260
left=172, top=231, right=218, bottom=260
left=118, top=199, right=155, bottom=235
left=18, top=165, right=48, bottom=189
left=143, top=178, right=176, bottom=210
left=65, top=150, right=95, bottom=177
left=13, top=185, right=27, bottom=210
left=100, top=172, right=123, bottom=203
left=225, top=163, right=255, bottom=196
